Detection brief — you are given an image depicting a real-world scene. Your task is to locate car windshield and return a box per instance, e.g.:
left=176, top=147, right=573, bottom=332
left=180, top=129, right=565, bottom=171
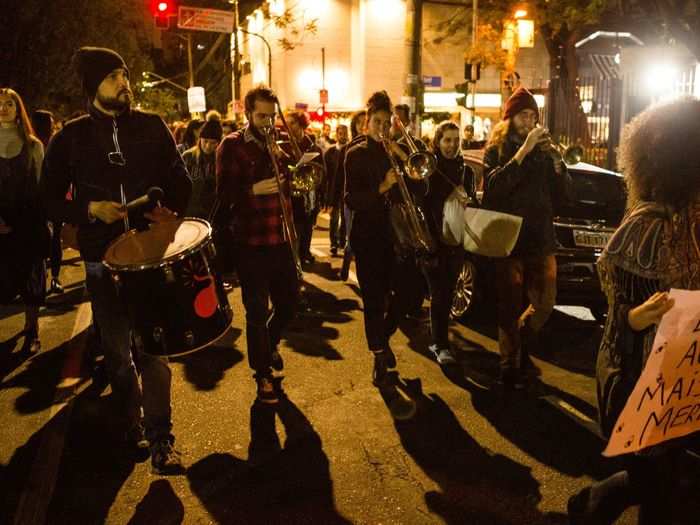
left=559, top=170, right=626, bottom=224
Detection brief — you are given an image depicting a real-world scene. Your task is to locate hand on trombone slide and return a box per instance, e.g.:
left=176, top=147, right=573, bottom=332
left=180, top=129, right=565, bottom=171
left=252, top=175, right=287, bottom=196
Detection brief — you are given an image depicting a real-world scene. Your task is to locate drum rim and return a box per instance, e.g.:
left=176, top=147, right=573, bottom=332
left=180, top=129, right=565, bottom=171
left=103, top=217, right=213, bottom=272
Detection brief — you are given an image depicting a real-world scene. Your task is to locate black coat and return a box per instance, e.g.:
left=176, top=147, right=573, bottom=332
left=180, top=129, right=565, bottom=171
left=483, top=137, right=572, bottom=257
left=41, top=105, right=192, bottom=262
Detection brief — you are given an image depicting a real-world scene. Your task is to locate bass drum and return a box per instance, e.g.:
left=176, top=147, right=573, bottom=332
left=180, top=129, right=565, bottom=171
left=103, top=218, right=233, bottom=357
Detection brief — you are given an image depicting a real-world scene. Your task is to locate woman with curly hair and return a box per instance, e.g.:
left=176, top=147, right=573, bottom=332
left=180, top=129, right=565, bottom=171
left=0, top=88, right=47, bottom=354
left=568, top=97, right=700, bottom=524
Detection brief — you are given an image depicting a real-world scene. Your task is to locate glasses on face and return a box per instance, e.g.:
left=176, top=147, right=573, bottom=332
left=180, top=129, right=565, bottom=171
left=108, top=151, right=126, bottom=166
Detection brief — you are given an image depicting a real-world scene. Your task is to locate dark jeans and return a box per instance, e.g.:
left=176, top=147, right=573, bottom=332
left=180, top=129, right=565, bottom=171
left=236, top=243, right=299, bottom=378
left=50, top=222, right=63, bottom=278
left=495, top=254, right=556, bottom=369
left=329, top=203, right=346, bottom=250
left=84, top=262, right=172, bottom=442
left=353, top=239, right=417, bottom=352
left=424, top=245, right=464, bottom=348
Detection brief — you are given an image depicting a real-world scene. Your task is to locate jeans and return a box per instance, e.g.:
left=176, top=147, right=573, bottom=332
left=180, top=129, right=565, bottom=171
left=495, top=254, right=557, bottom=369
left=329, top=203, right=346, bottom=250
left=235, top=244, right=299, bottom=378
left=424, top=245, right=464, bottom=348
left=84, top=262, right=172, bottom=442
left=50, top=222, right=63, bottom=278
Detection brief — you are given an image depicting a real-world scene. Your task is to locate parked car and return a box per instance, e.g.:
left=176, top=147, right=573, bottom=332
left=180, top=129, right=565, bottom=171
left=451, top=150, right=627, bottom=322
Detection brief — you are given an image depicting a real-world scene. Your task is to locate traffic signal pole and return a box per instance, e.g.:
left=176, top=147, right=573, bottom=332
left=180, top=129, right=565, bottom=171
left=231, top=0, right=241, bottom=119
left=405, top=0, right=423, bottom=135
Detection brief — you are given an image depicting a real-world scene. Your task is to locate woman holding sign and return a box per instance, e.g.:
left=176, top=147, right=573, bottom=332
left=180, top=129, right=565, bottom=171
left=568, top=98, right=700, bottom=524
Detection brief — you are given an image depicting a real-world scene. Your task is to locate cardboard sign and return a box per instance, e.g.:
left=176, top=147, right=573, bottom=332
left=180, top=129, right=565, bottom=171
left=604, top=289, right=700, bottom=457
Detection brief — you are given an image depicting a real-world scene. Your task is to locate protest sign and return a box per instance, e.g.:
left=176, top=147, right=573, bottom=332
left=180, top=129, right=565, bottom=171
left=604, top=289, right=700, bottom=457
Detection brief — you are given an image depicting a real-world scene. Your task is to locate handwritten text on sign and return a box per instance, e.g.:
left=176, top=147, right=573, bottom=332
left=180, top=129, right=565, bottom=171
left=604, top=289, right=700, bottom=457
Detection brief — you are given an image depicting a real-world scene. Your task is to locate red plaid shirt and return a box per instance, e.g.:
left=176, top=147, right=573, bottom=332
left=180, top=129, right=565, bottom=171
left=216, top=126, right=292, bottom=246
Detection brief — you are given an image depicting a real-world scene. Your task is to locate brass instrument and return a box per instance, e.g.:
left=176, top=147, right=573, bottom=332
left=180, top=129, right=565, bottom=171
left=392, top=115, right=437, bottom=179
left=539, top=129, right=583, bottom=165
left=380, top=122, right=436, bottom=256
left=261, top=118, right=303, bottom=280
left=275, top=105, right=325, bottom=197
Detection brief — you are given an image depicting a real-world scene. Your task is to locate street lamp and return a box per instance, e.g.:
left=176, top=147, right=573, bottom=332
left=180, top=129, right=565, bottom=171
left=239, top=28, right=272, bottom=86
left=141, top=71, right=188, bottom=92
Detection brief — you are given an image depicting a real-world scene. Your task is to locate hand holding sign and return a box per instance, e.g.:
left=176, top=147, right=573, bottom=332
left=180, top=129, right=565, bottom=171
left=628, top=291, right=675, bottom=332
left=604, top=289, right=700, bottom=457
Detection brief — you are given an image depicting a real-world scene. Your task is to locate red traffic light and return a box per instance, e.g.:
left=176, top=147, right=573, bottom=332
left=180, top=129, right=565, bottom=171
left=150, top=0, right=176, bottom=16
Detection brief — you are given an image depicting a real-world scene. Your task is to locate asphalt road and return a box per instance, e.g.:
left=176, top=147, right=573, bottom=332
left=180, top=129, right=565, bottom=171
left=1, top=215, right=696, bottom=524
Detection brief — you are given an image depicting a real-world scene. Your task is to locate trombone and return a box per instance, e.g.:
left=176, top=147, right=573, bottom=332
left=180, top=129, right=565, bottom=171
left=260, top=118, right=303, bottom=280
left=391, top=115, right=436, bottom=179
left=538, top=128, right=583, bottom=165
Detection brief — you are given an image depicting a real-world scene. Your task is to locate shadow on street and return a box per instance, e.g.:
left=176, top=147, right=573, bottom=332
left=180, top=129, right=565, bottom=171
left=285, top=281, right=359, bottom=361
left=187, top=394, right=352, bottom=524
left=171, top=327, right=244, bottom=391
left=387, top=377, right=567, bottom=525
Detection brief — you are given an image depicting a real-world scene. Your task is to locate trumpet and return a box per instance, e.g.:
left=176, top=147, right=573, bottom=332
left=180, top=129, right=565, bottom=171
left=538, top=129, right=583, bottom=165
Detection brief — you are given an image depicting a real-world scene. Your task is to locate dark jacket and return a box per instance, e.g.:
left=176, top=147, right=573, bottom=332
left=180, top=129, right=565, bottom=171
left=483, top=136, right=572, bottom=257
left=426, top=153, right=474, bottom=241
left=182, top=146, right=216, bottom=219
left=322, top=144, right=345, bottom=208
left=41, top=105, right=191, bottom=262
left=345, top=136, right=426, bottom=249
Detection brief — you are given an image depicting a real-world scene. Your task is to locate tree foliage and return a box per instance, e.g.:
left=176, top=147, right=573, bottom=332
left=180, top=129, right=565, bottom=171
left=619, top=0, right=700, bottom=59
left=1, top=0, right=154, bottom=118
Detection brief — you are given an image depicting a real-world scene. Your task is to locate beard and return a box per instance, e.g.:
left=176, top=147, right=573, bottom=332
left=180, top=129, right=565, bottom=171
left=96, top=88, right=132, bottom=113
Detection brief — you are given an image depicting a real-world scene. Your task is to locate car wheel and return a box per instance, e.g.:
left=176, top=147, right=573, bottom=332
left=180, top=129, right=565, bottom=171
left=590, top=305, right=608, bottom=323
left=451, top=259, right=477, bottom=319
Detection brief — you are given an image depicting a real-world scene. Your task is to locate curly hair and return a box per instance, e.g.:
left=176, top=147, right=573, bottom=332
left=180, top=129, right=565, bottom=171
left=619, top=97, right=700, bottom=209
left=366, top=90, right=392, bottom=118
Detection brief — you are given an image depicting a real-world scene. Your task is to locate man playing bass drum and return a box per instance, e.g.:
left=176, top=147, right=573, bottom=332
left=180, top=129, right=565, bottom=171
left=422, top=121, right=476, bottom=365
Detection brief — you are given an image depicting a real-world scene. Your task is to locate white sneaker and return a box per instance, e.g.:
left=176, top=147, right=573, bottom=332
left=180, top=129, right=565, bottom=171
left=429, top=344, right=457, bottom=365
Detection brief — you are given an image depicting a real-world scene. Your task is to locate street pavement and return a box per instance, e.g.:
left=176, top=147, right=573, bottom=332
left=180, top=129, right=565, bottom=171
left=1, top=215, right=698, bottom=524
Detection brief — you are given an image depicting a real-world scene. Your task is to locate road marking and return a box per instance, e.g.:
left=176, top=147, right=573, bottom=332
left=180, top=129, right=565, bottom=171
left=14, top=301, right=92, bottom=525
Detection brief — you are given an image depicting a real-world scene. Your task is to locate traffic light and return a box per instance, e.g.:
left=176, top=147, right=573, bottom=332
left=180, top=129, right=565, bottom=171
left=150, top=0, right=177, bottom=28
left=455, top=82, right=469, bottom=108
left=465, top=62, right=481, bottom=82
left=311, top=106, right=326, bottom=122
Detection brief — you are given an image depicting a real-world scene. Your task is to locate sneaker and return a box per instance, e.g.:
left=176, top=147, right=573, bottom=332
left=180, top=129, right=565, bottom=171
left=428, top=344, right=457, bottom=366
left=497, top=368, right=525, bottom=390
left=256, top=376, right=279, bottom=404
left=49, top=278, right=64, bottom=294
left=340, top=257, right=351, bottom=281
left=330, top=246, right=338, bottom=256
left=271, top=350, right=284, bottom=371
left=150, top=438, right=184, bottom=475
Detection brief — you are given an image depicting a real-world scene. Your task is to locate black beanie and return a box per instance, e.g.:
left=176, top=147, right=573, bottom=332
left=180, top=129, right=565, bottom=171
left=75, top=47, right=129, bottom=100
left=199, top=120, right=223, bottom=141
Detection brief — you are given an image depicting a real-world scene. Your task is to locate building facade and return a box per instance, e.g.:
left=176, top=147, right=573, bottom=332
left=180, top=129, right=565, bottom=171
left=234, top=0, right=550, bottom=138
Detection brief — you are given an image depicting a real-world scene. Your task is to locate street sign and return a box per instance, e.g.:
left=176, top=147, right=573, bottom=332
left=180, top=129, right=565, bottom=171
left=178, top=6, right=235, bottom=33
left=319, top=89, right=328, bottom=104
left=423, top=75, right=442, bottom=88
left=187, top=86, right=206, bottom=113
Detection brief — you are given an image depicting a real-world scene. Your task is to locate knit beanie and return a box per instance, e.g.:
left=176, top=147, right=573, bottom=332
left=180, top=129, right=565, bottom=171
left=503, top=87, right=539, bottom=121
left=199, top=119, right=223, bottom=141
left=75, top=47, right=129, bottom=100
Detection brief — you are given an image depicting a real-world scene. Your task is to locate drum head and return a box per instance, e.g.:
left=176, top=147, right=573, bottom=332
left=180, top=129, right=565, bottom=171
left=104, top=219, right=211, bottom=270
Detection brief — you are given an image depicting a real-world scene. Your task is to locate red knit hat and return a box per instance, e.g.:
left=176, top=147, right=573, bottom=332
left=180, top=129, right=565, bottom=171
left=503, top=87, right=539, bottom=121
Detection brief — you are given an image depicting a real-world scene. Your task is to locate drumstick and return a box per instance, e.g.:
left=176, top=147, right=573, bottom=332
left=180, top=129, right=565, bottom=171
left=120, top=183, right=130, bottom=232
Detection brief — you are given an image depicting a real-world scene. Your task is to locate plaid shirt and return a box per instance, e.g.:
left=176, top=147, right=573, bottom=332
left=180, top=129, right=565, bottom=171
left=216, top=126, right=292, bottom=246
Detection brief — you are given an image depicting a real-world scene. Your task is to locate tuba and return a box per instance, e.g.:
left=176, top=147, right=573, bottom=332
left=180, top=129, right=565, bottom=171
left=380, top=114, right=437, bottom=257
left=275, top=104, right=325, bottom=197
